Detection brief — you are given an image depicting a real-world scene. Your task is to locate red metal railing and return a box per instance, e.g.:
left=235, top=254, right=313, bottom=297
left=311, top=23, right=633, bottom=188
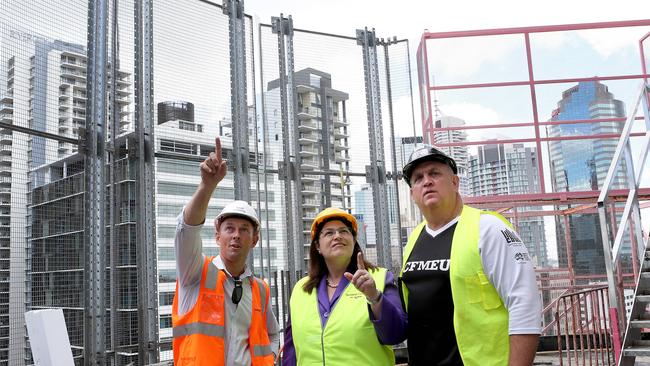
left=554, top=286, right=615, bottom=366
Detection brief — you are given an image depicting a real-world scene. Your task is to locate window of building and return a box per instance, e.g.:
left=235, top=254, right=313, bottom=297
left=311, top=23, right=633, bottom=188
left=158, top=269, right=177, bottom=283
left=159, top=291, right=174, bottom=306
left=157, top=247, right=175, bottom=261
left=160, top=314, right=172, bottom=329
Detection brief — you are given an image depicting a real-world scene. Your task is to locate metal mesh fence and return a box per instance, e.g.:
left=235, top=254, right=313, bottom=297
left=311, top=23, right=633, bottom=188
left=257, top=21, right=413, bottom=332
left=7, top=1, right=645, bottom=365
left=1, top=0, right=88, bottom=364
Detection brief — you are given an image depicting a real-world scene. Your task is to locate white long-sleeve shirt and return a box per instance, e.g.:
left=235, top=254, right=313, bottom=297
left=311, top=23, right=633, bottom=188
left=175, top=210, right=280, bottom=365
left=424, top=214, right=542, bottom=334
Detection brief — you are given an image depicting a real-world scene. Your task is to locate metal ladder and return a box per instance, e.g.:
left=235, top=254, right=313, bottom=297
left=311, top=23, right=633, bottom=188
left=598, top=81, right=650, bottom=366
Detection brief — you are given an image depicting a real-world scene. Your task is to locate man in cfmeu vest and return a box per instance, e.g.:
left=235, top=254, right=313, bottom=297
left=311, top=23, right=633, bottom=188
left=400, top=145, right=542, bottom=366
left=172, top=137, right=279, bottom=366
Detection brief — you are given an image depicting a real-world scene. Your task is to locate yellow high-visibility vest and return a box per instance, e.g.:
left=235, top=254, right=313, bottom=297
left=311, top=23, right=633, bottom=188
left=400, top=205, right=511, bottom=366
left=290, top=267, right=394, bottom=365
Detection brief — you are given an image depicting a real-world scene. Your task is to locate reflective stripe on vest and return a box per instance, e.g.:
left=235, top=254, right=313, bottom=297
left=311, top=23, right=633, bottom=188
left=290, top=268, right=395, bottom=366
left=400, top=205, right=511, bottom=366
left=253, top=344, right=273, bottom=357
left=173, top=322, right=225, bottom=338
left=253, top=277, right=267, bottom=316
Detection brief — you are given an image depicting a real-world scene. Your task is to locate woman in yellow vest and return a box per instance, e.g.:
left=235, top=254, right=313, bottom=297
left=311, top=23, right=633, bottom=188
left=282, top=207, right=407, bottom=365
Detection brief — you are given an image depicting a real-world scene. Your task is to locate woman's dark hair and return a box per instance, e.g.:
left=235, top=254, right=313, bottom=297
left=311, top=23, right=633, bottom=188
left=302, top=217, right=377, bottom=294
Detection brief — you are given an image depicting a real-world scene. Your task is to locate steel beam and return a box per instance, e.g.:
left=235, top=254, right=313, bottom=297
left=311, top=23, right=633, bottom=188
left=358, top=28, right=392, bottom=268
left=273, top=15, right=302, bottom=283
left=381, top=38, right=404, bottom=260
left=134, top=0, right=160, bottom=363
left=84, top=0, right=108, bottom=363
left=224, top=0, right=251, bottom=204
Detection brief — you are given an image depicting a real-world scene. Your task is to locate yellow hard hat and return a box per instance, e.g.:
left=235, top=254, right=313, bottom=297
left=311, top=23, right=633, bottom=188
left=310, top=207, right=358, bottom=241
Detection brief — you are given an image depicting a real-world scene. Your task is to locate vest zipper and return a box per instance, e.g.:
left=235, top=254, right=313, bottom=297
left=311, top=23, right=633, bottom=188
left=320, top=327, right=326, bottom=366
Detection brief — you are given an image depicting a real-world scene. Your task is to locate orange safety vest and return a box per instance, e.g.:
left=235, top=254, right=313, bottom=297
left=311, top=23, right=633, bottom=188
left=172, top=256, right=274, bottom=365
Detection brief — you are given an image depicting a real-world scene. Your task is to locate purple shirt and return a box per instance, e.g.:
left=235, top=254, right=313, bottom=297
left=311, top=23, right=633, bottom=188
left=281, top=270, right=407, bottom=366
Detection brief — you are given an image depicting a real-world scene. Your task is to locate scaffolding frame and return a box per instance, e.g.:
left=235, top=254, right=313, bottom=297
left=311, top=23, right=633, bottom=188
left=417, top=19, right=650, bottom=342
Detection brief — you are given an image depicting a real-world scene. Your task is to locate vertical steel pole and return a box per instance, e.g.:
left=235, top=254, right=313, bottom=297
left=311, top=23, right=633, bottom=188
left=224, top=0, right=251, bottom=204
left=320, top=87, right=333, bottom=208
left=108, top=0, right=119, bottom=361
left=284, top=17, right=306, bottom=274
left=135, top=0, right=160, bottom=363
left=273, top=16, right=300, bottom=284
left=85, top=0, right=108, bottom=363
left=382, top=39, right=403, bottom=263
left=258, top=23, right=273, bottom=281
left=358, top=28, right=392, bottom=268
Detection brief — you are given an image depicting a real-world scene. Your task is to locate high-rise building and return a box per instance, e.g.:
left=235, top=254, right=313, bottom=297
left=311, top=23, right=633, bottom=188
left=29, top=147, right=141, bottom=365
left=433, top=116, right=469, bottom=196
left=547, top=81, right=626, bottom=276
left=266, top=68, right=352, bottom=268
left=1, top=28, right=132, bottom=364
left=468, top=143, right=547, bottom=266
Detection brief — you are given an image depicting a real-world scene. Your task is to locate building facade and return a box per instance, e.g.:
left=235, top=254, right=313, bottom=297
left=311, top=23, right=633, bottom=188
left=433, top=116, right=470, bottom=197
left=266, top=68, right=352, bottom=270
left=547, top=81, right=626, bottom=276
left=468, top=143, right=547, bottom=267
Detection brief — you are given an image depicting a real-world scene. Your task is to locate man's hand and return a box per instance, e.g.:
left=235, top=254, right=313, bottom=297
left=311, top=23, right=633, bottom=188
left=184, top=137, right=227, bottom=226
left=200, top=137, right=227, bottom=188
left=344, top=252, right=380, bottom=302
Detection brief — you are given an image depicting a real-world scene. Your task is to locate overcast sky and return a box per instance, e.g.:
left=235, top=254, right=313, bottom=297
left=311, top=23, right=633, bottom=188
left=245, top=0, right=647, bottom=41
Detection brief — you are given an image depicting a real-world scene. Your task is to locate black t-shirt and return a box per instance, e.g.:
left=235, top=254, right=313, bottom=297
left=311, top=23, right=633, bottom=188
left=401, top=223, right=463, bottom=366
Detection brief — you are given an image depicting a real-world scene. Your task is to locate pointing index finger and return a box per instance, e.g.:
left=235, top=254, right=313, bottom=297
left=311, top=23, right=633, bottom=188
left=357, top=252, right=365, bottom=271
left=215, top=137, right=222, bottom=158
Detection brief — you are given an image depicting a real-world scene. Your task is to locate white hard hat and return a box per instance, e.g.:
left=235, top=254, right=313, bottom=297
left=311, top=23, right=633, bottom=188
left=215, top=200, right=260, bottom=231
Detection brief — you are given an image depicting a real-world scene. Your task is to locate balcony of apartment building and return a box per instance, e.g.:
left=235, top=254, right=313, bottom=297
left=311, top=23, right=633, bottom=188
left=0, top=112, right=11, bottom=125
left=297, top=119, right=319, bottom=132
left=332, top=116, right=348, bottom=128
left=333, top=128, right=348, bottom=139
left=300, top=173, right=320, bottom=183
left=301, top=181, right=320, bottom=196
left=297, top=106, right=320, bottom=120
left=60, top=66, right=87, bottom=81
left=60, top=53, right=87, bottom=70
left=298, top=132, right=318, bottom=145
left=302, top=197, right=320, bottom=208
left=115, top=92, right=130, bottom=106
left=296, top=84, right=315, bottom=95
left=334, top=152, right=350, bottom=163
left=333, top=139, right=349, bottom=151
left=57, top=141, right=72, bottom=156
left=298, top=145, right=318, bottom=157
left=72, top=89, right=87, bottom=100
left=299, top=155, right=320, bottom=170
left=0, top=98, right=13, bottom=116
left=0, top=132, right=10, bottom=146
left=71, top=110, right=86, bottom=122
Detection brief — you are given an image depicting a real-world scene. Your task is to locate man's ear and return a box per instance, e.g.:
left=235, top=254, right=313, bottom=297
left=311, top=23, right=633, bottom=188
left=251, top=233, right=260, bottom=248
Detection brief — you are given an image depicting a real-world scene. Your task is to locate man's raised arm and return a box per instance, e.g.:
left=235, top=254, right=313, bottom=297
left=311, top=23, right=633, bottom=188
left=184, top=137, right=227, bottom=225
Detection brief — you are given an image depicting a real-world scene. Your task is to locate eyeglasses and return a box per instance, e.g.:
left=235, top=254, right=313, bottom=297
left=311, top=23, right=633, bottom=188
left=232, top=277, right=243, bottom=305
left=320, top=227, right=352, bottom=239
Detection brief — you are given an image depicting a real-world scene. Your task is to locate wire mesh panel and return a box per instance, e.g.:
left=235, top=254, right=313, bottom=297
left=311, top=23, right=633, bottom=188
left=0, top=1, right=89, bottom=365
left=259, top=20, right=414, bottom=331
left=152, top=0, right=258, bottom=362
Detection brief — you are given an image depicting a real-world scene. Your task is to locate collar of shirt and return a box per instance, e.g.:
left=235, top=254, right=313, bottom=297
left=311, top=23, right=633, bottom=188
left=425, top=216, right=460, bottom=239
left=317, top=275, right=350, bottom=315
left=213, top=255, right=253, bottom=280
